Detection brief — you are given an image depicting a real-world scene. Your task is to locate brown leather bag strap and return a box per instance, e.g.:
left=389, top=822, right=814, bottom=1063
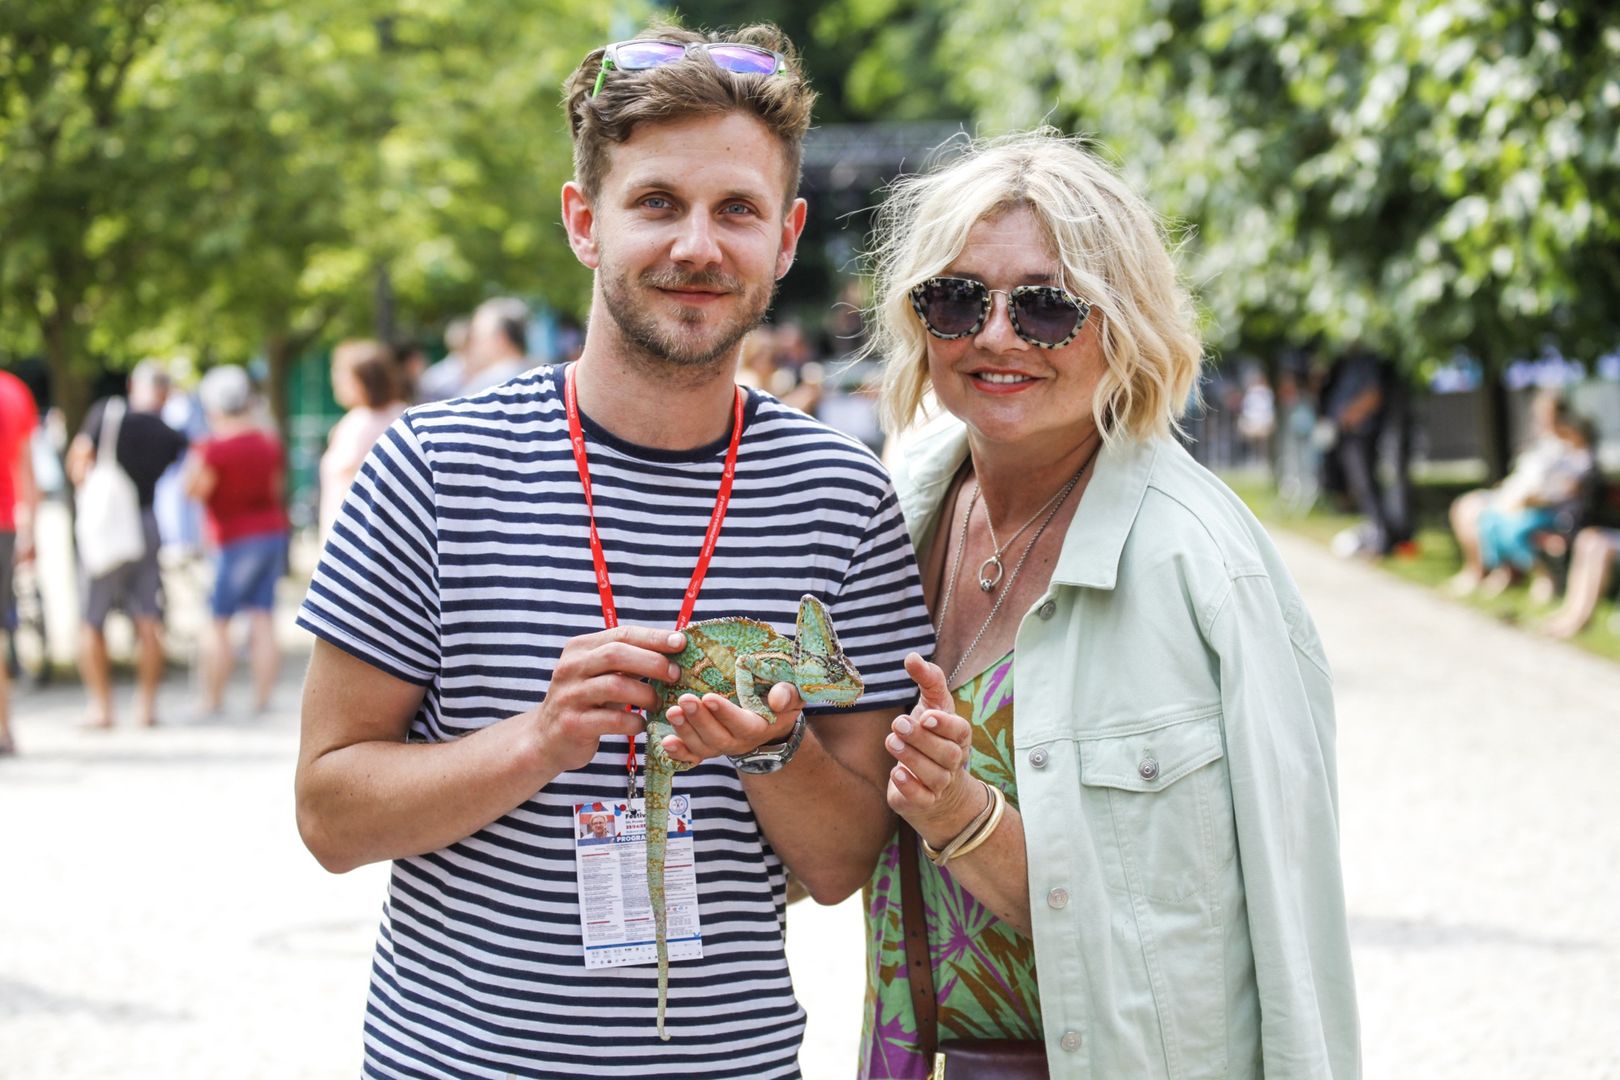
left=897, top=820, right=939, bottom=1059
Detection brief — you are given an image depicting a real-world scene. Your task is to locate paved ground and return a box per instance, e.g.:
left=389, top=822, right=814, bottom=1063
left=3, top=528, right=1618, bottom=1078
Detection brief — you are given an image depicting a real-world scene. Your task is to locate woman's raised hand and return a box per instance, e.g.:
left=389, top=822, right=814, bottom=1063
left=885, top=653, right=976, bottom=827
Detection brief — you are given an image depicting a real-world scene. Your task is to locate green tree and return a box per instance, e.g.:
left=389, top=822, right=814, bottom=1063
left=1, top=0, right=621, bottom=432
left=0, top=0, right=164, bottom=428
left=887, top=0, right=1620, bottom=474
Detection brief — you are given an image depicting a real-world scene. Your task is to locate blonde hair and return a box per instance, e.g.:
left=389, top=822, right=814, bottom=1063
left=562, top=23, right=815, bottom=206
left=866, top=130, right=1204, bottom=443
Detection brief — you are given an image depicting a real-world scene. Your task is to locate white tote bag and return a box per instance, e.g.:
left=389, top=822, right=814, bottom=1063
left=75, top=397, right=147, bottom=577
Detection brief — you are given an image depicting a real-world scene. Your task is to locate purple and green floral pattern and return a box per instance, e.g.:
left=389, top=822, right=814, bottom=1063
left=857, top=651, right=1041, bottom=1079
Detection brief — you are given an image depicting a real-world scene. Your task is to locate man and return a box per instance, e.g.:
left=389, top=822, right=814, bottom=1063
left=1319, top=343, right=1412, bottom=557
left=413, top=316, right=470, bottom=403
left=0, top=368, right=39, bottom=754
left=68, top=362, right=190, bottom=728
left=295, top=24, right=934, bottom=1077
left=457, top=295, right=534, bottom=396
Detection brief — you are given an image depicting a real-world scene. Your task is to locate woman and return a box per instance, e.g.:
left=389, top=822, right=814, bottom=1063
left=1448, top=389, right=1594, bottom=598
left=185, top=365, right=290, bottom=715
left=318, top=339, right=407, bottom=543
left=861, top=132, right=1359, bottom=1078
left=1540, top=525, right=1620, bottom=638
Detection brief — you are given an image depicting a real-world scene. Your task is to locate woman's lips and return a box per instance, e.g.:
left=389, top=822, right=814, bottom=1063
left=970, top=370, right=1037, bottom=393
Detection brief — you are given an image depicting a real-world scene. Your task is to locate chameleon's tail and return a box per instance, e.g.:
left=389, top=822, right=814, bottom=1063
left=644, top=725, right=675, bottom=1041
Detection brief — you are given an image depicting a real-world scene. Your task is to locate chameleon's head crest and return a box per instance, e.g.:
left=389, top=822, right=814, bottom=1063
left=795, top=594, right=864, bottom=706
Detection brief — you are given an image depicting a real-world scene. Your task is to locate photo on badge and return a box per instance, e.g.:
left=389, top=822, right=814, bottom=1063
left=575, top=802, right=620, bottom=845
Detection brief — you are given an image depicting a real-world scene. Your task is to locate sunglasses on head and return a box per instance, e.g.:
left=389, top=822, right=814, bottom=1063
left=591, top=39, right=787, bottom=97
left=909, top=276, right=1093, bottom=349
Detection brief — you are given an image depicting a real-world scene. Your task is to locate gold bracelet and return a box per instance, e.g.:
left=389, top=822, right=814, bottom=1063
left=920, top=778, right=994, bottom=865
left=943, top=782, right=1005, bottom=864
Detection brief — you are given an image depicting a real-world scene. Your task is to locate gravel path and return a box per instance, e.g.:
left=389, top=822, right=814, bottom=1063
left=3, top=528, right=1616, bottom=1078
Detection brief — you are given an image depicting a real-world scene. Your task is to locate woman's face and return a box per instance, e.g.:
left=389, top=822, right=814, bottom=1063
left=331, top=362, right=360, bottom=409
left=924, top=206, right=1106, bottom=456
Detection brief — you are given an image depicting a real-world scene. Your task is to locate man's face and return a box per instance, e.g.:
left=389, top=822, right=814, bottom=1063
left=467, top=311, right=521, bottom=366
left=565, top=111, right=807, bottom=374
left=128, top=374, right=168, bottom=412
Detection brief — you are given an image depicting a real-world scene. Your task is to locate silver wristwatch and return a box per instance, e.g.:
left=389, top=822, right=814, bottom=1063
left=728, top=711, right=808, bottom=774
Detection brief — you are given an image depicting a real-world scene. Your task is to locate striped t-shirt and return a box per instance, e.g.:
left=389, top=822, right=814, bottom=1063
left=297, top=365, right=935, bottom=1079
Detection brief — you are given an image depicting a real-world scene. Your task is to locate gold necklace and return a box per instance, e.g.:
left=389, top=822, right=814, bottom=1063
left=936, top=460, right=1089, bottom=687
left=977, top=478, right=1079, bottom=592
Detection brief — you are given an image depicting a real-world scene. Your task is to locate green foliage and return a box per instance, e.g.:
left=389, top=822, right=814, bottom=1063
left=811, top=0, right=973, bottom=121
left=672, top=0, right=973, bottom=122
left=0, top=0, right=628, bottom=423
left=0, top=0, right=162, bottom=380
left=911, top=0, right=1620, bottom=377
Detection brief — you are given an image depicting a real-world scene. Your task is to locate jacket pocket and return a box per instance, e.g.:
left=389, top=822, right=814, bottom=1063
left=1078, top=712, right=1236, bottom=903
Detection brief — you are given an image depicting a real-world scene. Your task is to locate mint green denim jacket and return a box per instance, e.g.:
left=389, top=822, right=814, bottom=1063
left=894, top=423, right=1360, bottom=1079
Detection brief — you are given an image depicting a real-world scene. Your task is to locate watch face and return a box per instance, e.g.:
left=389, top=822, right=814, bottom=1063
left=733, top=753, right=786, bottom=775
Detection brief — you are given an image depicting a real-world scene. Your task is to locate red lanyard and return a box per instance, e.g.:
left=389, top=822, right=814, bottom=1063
left=564, top=364, right=745, bottom=791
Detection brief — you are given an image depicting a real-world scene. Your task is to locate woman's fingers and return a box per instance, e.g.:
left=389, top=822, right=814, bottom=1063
left=913, top=707, right=972, bottom=752
left=887, top=764, right=934, bottom=814
left=887, top=762, right=976, bottom=819
left=885, top=740, right=955, bottom=793
left=904, top=652, right=955, bottom=714
left=888, top=709, right=971, bottom=766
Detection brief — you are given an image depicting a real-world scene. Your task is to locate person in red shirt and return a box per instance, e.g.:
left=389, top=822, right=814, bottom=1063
left=184, top=365, right=290, bottom=715
left=0, top=369, right=39, bottom=754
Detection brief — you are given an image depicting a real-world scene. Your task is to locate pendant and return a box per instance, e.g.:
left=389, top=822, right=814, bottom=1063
left=977, top=554, right=1004, bottom=592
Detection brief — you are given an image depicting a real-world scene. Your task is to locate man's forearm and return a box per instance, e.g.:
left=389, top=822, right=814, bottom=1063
left=296, top=710, right=562, bottom=874
left=744, top=720, right=895, bottom=904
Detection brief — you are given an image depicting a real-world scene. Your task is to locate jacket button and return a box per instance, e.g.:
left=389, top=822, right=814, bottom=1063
left=1029, top=747, right=1049, bottom=768
left=1036, top=599, right=1057, bottom=620
left=1047, top=887, right=1069, bottom=909
left=1138, top=757, right=1159, bottom=781
left=1060, top=1030, right=1082, bottom=1052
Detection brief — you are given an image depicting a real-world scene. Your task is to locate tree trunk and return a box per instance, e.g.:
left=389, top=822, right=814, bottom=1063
left=1476, top=362, right=1512, bottom=483
left=265, top=332, right=293, bottom=438
left=264, top=306, right=334, bottom=439
left=1262, top=349, right=1283, bottom=488
left=40, top=303, right=91, bottom=436
left=374, top=263, right=396, bottom=345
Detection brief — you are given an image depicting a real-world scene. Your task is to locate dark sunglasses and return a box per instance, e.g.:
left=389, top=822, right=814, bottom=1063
left=591, top=39, right=787, bottom=97
left=909, top=276, right=1093, bottom=349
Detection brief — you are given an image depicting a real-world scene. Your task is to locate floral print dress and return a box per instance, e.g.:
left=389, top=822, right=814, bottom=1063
left=858, top=651, right=1042, bottom=1078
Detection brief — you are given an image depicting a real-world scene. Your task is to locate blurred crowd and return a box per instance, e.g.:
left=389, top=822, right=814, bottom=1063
left=1198, top=344, right=1417, bottom=559
left=0, top=290, right=882, bottom=755
left=1198, top=351, right=1618, bottom=639
left=1445, top=388, right=1614, bottom=639
left=5, top=288, right=1613, bottom=759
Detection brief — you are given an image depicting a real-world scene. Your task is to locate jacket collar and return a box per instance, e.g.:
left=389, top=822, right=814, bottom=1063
left=897, top=418, right=1161, bottom=593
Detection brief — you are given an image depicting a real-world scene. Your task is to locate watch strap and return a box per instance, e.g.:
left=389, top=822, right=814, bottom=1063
left=728, top=710, right=807, bottom=773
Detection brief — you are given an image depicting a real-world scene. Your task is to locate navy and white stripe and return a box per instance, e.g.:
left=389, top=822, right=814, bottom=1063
left=298, top=365, right=935, bottom=1079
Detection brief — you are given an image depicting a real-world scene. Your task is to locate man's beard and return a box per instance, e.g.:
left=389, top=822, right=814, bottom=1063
left=601, top=263, right=774, bottom=376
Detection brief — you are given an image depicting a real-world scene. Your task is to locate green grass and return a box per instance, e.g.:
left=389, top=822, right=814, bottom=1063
left=1223, top=471, right=1620, bottom=666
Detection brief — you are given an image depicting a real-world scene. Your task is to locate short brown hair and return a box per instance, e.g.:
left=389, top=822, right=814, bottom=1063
left=332, top=339, right=403, bottom=409
left=562, top=23, right=815, bottom=207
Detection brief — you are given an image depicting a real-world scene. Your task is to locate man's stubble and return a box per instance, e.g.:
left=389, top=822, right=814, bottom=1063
left=598, top=259, right=777, bottom=387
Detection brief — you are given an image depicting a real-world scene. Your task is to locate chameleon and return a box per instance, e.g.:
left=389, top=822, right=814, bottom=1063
left=641, top=593, right=864, bottom=1040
